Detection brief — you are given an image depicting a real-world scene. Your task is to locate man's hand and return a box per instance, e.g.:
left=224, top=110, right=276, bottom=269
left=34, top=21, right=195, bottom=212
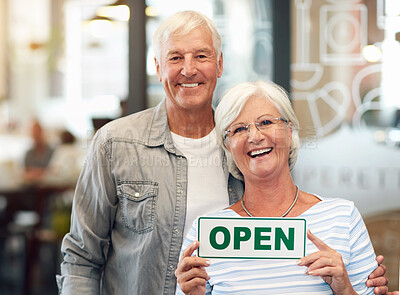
left=366, top=255, right=399, bottom=295
left=175, top=241, right=209, bottom=295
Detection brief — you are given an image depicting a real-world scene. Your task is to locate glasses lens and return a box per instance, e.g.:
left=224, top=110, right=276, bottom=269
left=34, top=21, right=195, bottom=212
left=230, top=124, right=247, bottom=137
left=257, top=117, right=275, bottom=131
left=226, top=117, right=285, bottom=139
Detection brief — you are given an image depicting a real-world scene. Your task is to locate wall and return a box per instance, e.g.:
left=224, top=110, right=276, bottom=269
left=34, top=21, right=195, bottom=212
left=0, top=0, right=6, bottom=103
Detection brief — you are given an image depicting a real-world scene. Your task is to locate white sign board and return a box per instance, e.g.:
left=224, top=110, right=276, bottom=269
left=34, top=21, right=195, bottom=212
left=198, top=217, right=306, bottom=259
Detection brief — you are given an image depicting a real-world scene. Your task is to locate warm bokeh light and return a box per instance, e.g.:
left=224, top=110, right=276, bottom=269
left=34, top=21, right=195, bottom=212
left=97, top=5, right=130, bottom=21
left=362, top=44, right=382, bottom=62
left=145, top=6, right=158, bottom=17
left=89, top=19, right=113, bottom=38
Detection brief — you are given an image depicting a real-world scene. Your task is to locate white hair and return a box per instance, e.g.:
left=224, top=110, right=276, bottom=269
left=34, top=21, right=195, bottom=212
left=152, top=10, right=222, bottom=62
left=215, top=81, right=300, bottom=180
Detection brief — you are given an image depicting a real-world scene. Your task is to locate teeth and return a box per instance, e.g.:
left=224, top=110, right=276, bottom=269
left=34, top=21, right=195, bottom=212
left=250, top=148, right=272, bottom=157
left=181, top=83, right=199, bottom=88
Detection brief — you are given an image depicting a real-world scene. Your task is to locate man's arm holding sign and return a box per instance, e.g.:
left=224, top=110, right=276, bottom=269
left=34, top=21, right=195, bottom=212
left=368, top=255, right=398, bottom=295
left=368, top=255, right=389, bottom=295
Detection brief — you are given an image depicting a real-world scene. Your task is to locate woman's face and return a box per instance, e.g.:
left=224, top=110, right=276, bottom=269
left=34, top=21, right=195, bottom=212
left=225, top=96, right=292, bottom=182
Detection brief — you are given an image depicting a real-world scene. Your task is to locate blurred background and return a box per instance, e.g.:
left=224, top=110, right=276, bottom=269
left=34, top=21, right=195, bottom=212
left=0, top=0, right=399, bottom=294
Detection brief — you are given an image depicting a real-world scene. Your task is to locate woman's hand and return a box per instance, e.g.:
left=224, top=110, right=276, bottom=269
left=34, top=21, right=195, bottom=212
left=175, top=241, right=210, bottom=295
left=297, top=230, right=356, bottom=295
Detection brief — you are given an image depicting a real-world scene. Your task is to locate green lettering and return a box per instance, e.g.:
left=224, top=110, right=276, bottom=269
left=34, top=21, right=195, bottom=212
left=254, top=227, right=271, bottom=250
left=275, top=227, right=294, bottom=250
left=234, top=227, right=251, bottom=249
left=210, top=226, right=230, bottom=250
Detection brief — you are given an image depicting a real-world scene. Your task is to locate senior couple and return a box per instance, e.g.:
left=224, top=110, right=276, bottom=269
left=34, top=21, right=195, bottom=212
left=58, top=10, right=396, bottom=295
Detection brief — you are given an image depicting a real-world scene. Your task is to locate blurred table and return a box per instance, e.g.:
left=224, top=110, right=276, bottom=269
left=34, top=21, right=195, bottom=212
left=0, top=182, right=74, bottom=294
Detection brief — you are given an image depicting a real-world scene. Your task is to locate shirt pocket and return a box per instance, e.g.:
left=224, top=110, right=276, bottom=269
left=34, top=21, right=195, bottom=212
left=117, top=180, right=158, bottom=234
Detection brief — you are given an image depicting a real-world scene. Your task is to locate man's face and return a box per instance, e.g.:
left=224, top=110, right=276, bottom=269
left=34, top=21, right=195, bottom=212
left=155, top=26, right=223, bottom=112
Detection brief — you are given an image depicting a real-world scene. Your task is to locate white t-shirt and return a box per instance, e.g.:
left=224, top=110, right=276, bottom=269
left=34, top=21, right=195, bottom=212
left=171, top=129, right=230, bottom=239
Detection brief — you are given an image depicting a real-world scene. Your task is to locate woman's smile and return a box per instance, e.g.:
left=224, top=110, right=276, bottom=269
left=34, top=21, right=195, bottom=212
left=248, top=147, right=273, bottom=158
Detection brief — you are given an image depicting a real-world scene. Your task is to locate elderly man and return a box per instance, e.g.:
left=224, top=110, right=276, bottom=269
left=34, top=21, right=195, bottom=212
left=57, top=10, right=389, bottom=294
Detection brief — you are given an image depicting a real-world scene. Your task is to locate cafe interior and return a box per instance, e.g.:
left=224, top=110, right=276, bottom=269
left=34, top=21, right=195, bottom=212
left=0, top=0, right=399, bottom=294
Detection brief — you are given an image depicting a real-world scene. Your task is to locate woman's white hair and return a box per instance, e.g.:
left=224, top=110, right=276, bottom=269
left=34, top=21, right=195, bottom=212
left=152, top=10, right=222, bottom=62
left=214, top=80, right=300, bottom=180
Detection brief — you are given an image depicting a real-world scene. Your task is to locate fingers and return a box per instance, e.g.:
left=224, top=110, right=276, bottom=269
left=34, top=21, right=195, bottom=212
left=175, top=241, right=211, bottom=292
left=181, top=240, right=200, bottom=259
left=367, top=256, right=388, bottom=293
left=371, top=285, right=388, bottom=294
left=178, top=241, right=210, bottom=270
left=306, top=230, right=331, bottom=252
left=176, top=261, right=210, bottom=284
left=369, top=263, right=387, bottom=279
left=375, top=255, right=385, bottom=266
left=298, top=255, right=332, bottom=269
left=177, top=242, right=210, bottom=275
left=298, top=230, right=336, bottom=267
left=369, top=255, right=387, bottom=279
left=366, top=275, right=388, bottom=288
left=298, top=230, right=344, bottom=278
left=298, top=254, right=339, bottom=279
left=179, top=277, right=208, bottom=294
left=367, top=273, right=389, bottom=295
left=177, top=255, right=211, bottom=274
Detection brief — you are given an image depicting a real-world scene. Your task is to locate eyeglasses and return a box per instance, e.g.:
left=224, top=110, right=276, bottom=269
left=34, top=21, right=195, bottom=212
left=224, top=116, right=288, bottom=140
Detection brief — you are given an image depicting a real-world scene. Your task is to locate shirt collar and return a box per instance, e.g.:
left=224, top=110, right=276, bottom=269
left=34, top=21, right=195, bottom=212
left=146, top=98, right=175, bottom=151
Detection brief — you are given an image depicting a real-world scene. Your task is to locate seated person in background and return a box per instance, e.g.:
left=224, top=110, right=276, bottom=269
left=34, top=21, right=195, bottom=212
left=45, top=129, right=85, bottom=186
left=23, top=119, right=54, bottom=183
left=175, top=81, right=385, bottom=294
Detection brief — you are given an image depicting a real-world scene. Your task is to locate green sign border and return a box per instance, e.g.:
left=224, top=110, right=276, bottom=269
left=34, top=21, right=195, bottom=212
left=197, top=216, right=306, bottom=259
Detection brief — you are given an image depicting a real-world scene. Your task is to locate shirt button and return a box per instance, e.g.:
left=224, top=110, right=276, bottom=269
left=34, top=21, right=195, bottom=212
left=174, top=228, right=180, bottom=234
left=134, top=192, right=140, bottom=197
left=169, top=264, right=174, bottom=270
left=177, top=189, right=183, bottom=194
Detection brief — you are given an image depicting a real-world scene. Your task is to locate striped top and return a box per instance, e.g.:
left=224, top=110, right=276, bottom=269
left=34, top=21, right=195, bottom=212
left=176, top=196, right=377, bottom=295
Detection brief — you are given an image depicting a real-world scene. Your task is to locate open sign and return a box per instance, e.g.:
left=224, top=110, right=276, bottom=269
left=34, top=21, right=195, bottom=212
left=197, top=217, right=306, bottom=259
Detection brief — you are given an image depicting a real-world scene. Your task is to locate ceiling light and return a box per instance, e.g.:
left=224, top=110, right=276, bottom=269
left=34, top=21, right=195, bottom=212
left=97, top=0, right=130, bottom=21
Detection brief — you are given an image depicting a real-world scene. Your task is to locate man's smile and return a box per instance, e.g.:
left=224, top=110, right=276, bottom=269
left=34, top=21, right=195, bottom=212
left=180, top=83, right=200, bottom=88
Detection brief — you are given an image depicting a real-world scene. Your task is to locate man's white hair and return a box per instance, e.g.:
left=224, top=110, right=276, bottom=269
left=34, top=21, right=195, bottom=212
left=152, top=10, right=222, bottom=62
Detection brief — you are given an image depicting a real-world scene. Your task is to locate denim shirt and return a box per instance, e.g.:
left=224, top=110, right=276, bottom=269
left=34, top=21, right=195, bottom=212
left=57, top=100, right=244, bottom=295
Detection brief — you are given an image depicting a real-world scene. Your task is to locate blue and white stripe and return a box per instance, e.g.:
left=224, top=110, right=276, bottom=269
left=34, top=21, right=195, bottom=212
left=176, top=196, right=377, bottom=295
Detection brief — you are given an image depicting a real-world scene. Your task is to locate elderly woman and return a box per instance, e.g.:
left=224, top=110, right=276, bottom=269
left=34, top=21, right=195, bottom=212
left=175, top=81, right=378, bottom=294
